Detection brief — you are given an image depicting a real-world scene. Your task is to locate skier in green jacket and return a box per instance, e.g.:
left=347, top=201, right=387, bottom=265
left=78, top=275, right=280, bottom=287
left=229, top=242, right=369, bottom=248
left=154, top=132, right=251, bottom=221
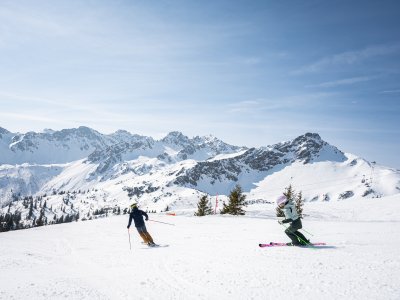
left=277, top=195, right=310, bottom=246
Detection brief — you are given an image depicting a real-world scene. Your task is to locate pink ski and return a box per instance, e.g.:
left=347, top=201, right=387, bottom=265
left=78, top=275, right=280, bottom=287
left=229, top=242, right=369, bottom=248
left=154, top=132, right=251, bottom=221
left=259, top=242, right=326, bottom=247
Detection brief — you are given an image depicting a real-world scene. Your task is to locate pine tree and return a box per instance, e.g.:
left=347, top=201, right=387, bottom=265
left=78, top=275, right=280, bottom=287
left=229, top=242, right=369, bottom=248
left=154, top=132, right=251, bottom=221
left=14, top=212, right=21, bottom=229
left=36, top=209, right=45, bottom=227
left=276, top=185, right=295, bottom=217
left=283, top=184, right=295, bottom=201
left=276, top=206, right=285, bottom=218
left=220, top=185, right=246, bottom=215
left=6, top=214, right=14, bottom=231
left=28, top=199, right=34, bottom=219
left=0, top=213, right=5, bottom=232
left=194, top=194, right=213, bottom=216
left=295, top=191, right=304, bottom=217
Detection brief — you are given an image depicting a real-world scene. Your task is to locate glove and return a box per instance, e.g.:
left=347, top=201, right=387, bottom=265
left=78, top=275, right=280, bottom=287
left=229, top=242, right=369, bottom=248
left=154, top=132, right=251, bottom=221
left=145, top=218, right=149, bottom=221
left=127, top=225, right=130, bottom=229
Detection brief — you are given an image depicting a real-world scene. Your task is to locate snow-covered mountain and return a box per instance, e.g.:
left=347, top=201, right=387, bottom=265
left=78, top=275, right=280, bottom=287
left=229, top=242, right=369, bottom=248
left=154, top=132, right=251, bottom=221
left=0, top=126, right=118, bottom=164
left=1, top=126, right=399, bottom=230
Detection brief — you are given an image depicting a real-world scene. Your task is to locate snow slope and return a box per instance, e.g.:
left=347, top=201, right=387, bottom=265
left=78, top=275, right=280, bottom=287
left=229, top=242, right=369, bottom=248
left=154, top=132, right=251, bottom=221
left=1, top=195, right=399, bottom=300
left=248, top=153, right=400, bottom=202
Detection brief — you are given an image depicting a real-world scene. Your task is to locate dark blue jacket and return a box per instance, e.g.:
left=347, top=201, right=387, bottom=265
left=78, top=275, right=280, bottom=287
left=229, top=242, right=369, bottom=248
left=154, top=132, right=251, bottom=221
left=127, top=208, right=148, bottom=228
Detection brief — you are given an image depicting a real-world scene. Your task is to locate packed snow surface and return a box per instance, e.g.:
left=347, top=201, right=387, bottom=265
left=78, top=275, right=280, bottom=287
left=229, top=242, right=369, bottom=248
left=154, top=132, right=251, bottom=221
left=1, top=195, right=399, bottom=300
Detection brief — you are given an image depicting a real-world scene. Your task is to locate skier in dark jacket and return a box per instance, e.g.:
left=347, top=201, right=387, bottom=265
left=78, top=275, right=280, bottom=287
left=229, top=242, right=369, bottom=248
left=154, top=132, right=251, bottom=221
left=277, top=195, right=310, bottom=246
left=127, top=203, right=156, bottom=247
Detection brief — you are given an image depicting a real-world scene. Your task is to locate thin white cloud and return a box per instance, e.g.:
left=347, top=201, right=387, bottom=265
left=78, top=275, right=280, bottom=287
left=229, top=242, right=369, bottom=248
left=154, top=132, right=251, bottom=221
left=228, top=100, right=262, bottom=113
left=292, top=44, right=400, bottom=75
left=306, top=76, right=375, bottom=88
left=228, top=93, right=337, bottom=114
left=380, top=89, right=400, bottom=94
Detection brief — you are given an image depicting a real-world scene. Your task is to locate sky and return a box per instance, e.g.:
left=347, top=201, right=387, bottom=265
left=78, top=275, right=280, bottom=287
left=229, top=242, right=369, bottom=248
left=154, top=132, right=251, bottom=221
left=0, top=0, right=399, bottom=168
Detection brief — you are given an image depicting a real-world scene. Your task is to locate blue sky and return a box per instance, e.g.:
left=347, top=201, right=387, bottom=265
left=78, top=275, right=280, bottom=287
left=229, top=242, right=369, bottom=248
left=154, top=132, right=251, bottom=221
left=0, top=0, right=399, bottom=168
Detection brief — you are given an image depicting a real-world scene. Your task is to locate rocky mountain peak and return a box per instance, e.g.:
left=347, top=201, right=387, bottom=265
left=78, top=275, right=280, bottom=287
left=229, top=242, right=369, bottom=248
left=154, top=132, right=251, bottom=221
left=293, top=132, right=322, bottom=145
left=0, top=127, right=10, bottom=135
left=113, top=129, right=131, bottom=136
left=0, top=127, right=11, bottom=139
left=42, top=128, right=55, bottom=134
left=161, top=131, right=190, bottom=146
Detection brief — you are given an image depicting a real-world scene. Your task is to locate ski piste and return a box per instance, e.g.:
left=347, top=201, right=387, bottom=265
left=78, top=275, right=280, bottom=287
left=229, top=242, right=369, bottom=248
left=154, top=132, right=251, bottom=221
left=259, top=242, right=326, bottom=247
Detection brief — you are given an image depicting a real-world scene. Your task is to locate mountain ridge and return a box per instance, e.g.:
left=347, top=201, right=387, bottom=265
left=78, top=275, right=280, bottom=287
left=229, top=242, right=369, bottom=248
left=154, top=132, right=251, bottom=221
left=1, top=126, right=399, bottom=231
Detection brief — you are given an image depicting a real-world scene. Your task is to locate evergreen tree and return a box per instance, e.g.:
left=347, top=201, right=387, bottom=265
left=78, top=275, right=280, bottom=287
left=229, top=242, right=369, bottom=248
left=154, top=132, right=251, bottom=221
left=276, top=206, right=285, bottom=218
left=14, top=211, right=22, bottom=229
left=295, top=191, right=304, bottom=217
left=0, top=213, right=5, bottom=232
left=57, top=215, right=64, bottom=224
left=283, top=184, right=295, bottom=201
left=276, top=185, right=305, bottom=218
left=28, top=199, right=34, bottom=219
left=220, top=185, right=246, bottom=215
left=65, top=214, right=72, bottom=223
left=276, top=185, right=294, bottom=218
left=36, top=209, right=45, bottom=227
left=6, top=214, right=14, bottom=231
left=194, top=194, right=213, bottom=216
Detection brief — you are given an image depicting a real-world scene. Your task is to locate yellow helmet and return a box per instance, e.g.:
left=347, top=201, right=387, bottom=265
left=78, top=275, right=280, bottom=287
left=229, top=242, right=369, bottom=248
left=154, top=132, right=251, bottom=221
left=130, top=203, right=138, bottom=209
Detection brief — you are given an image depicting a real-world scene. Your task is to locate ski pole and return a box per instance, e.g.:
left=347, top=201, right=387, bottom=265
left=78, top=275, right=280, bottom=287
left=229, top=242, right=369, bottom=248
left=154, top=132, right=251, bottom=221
left=300, top=228, right=314, bottom=237
left=149, top=220, right=175, bottom=226
left=128, top=228, right=132, bottom=250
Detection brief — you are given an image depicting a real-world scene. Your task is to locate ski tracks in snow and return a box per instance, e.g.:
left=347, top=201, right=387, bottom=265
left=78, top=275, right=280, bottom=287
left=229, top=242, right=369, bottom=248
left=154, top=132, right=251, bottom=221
left=151, top=259, right=222, bottom=299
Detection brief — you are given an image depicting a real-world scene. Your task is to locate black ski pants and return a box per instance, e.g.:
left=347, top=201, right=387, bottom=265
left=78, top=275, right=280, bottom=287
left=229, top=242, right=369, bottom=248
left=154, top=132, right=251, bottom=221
left=285, top=218, right=308, bottom=245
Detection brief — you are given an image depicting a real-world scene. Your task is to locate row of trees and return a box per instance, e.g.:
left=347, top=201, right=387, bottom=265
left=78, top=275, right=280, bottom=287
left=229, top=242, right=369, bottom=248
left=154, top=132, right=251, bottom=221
left=194, top=184, right=304, bottom=217
left=0, top=209, right=82, bottom=232
left=0, top=211, right=22, bottom=232
left=1, top=194, right=127, bottom=232
left=195, top=185, right=246, bottom=216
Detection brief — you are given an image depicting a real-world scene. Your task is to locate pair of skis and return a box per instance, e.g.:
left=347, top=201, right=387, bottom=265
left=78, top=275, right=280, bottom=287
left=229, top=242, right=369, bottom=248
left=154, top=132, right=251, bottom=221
left=140, top=242, right=169, bottom=248
left=259, top=242, right=326, bottom=248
